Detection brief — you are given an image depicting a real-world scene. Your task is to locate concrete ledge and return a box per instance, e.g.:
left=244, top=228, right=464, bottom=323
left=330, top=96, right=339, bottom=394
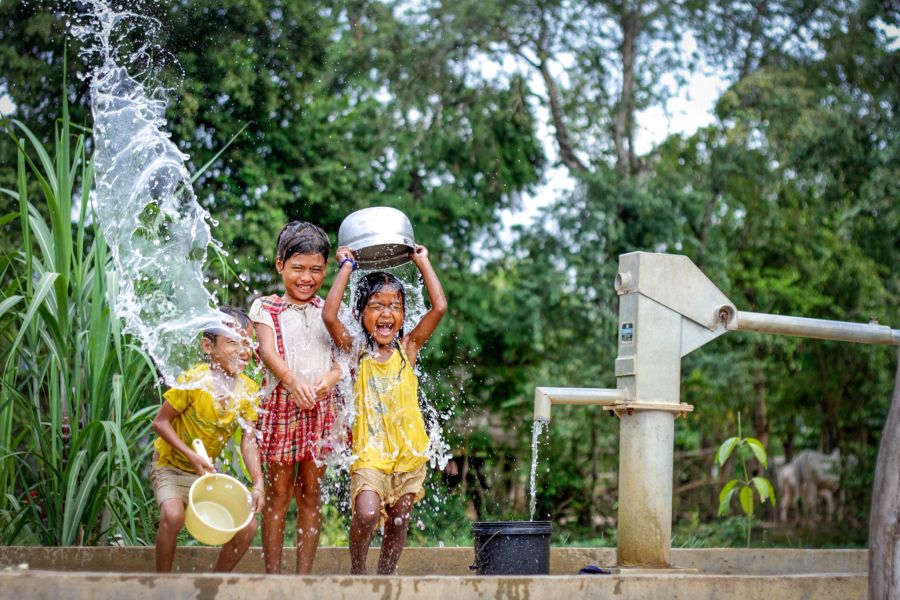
left=0, top=570, right=867, bottom=600
left=0, top=546, right=868, bottom=576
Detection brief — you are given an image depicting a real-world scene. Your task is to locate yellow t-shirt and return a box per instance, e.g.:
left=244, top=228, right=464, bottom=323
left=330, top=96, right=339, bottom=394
left=154, top=363, right=260, bottom=473
left=351, top=348, right=429, bottom=474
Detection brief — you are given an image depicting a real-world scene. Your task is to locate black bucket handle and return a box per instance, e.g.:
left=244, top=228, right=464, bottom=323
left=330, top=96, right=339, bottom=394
left=469, top=530, right=503, bottom=571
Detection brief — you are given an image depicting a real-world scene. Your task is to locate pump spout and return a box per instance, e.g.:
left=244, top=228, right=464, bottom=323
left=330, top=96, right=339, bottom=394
left=534, top=387, right=630, bottom=422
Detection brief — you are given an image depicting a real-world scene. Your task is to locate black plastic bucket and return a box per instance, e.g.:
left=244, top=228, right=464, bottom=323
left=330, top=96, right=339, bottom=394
left=471, top=520, right=552, bottom=575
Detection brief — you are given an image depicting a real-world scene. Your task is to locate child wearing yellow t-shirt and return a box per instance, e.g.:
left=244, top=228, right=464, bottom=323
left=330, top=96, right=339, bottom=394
left=150, top=306, right=264, bottom=572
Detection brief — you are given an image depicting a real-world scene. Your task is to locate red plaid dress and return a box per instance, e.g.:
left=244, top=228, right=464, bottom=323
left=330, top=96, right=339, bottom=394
left=254, top=295, right=340, bottom=464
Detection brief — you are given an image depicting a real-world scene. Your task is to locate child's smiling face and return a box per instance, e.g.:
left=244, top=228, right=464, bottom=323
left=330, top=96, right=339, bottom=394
left=362, top=287, right=405, bottom=347
left=203, top=325, right=253, bottom=378
left=277, top=252, right=326, bottom=304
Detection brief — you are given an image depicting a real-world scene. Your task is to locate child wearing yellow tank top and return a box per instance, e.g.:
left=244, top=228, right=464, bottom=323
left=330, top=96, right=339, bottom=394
left=323, top=243, right=447, bottom=575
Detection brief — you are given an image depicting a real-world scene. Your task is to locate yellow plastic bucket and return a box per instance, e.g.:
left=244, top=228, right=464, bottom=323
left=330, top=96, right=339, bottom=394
left=184, top=440, right=254, bottom=546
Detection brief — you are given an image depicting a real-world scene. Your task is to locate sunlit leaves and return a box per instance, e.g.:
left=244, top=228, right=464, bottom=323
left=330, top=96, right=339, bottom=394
left=714, top=416, right=776, bottom=545
left=715, top=436, right=739, bottom=466
left=718, top=478, right=739, bottom=516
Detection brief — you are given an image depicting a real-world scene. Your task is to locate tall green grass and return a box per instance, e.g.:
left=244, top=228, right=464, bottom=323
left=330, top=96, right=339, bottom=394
left=0, top=92, right=160, bottom=545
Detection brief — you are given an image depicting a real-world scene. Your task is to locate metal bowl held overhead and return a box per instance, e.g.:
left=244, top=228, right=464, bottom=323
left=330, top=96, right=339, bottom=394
left=338, top=206, right=416, bottom=269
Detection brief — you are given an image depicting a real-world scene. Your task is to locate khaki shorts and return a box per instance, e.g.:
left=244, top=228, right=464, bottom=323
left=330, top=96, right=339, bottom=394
left=350, top=464, right=428, bottom=523
left=150, top=454, right=198, bottom=505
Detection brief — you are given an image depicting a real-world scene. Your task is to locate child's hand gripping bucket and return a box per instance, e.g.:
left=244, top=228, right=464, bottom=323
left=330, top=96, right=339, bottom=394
left=184, top=439, right=254, bottom=545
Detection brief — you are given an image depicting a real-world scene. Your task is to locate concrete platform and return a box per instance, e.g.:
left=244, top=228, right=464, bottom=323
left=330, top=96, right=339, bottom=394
left=0, top=546, right=868, bottom=599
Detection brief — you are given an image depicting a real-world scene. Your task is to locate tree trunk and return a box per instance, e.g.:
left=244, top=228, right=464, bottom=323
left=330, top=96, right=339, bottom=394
left=538, top=59, right=588, bottom=174
left=869, top=351, right=900, bottom=599
left=614, top=4, right=638, bottom=176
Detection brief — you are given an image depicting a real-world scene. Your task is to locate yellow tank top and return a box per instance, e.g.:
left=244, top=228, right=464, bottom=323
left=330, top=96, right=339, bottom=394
left=351, top=347, right=428, bottom=474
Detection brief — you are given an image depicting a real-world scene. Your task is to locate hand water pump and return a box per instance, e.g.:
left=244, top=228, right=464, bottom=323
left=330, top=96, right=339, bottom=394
left=534, top=251, right=899, bottom=568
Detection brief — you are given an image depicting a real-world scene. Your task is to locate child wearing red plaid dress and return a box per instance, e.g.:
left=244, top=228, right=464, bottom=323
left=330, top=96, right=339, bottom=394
left=249, top=221, right=343, bottom=574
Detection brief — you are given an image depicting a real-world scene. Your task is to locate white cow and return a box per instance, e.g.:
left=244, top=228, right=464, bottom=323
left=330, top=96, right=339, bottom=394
left=777, top=448, right=843, bottom=523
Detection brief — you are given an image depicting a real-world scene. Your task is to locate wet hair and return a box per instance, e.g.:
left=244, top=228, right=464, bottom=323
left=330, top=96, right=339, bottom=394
left=203, top=305, right=251, bottom=342
left=353, top=272, right=407, bottom=357
left=275, top=221, right=330, bottom=263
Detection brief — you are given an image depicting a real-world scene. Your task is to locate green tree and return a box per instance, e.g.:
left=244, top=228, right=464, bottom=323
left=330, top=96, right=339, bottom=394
left=459, top=0, right=896, bottom=541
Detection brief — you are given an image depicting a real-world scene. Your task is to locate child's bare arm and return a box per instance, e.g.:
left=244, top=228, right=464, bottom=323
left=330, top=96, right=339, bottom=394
left=152, top=401, right=214, bottom=476
left=314, top=359, right=344, bottom=399
left=255, top=321, right=316, bottom=409
left=239, top=425, right=265, bottom=513
left=322, top=246, right=355, bottom=353
left=406, top=245, right=448, bottom=354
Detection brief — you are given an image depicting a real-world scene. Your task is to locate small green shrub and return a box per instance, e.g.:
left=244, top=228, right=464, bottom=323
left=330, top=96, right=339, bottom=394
left=714, top=414, right=776, bottom=547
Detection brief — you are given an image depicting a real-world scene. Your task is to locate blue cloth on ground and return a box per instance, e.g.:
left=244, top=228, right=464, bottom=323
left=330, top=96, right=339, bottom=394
left=578, top=564, right=611, bottom=574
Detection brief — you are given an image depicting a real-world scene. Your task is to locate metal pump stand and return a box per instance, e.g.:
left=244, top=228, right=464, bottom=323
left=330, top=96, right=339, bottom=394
left=534, top=251, right=899, bottom=569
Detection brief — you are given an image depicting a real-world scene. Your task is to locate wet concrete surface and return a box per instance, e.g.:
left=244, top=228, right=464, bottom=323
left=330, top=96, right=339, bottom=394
left=0, top=546, right=867, bottom=599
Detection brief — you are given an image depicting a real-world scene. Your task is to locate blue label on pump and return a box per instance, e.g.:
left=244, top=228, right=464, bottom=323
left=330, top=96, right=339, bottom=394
left=621, top=322, right=634, bottom=343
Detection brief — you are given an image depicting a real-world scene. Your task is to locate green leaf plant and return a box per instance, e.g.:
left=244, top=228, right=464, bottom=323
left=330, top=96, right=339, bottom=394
left=0, top=60, right=252, bottom=545
left=0, top=70, right=160, bottom=545
left=715, top=413, right=776, bottom=547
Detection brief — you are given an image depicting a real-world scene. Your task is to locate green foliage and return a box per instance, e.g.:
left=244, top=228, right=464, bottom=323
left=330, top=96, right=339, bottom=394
left=0, top=1, right=545, bottom=298
left=715, top=415, right=776, bottom=547
left=151, top=0, right=543, bottom=295
left=0, top=93, right=160, bottom=545
left=407, top=474, right=473, bottom=547
left=0, top=0, right=895, bottom=549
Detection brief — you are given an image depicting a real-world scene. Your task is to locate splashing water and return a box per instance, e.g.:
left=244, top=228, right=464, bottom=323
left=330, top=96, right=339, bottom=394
left=351, top=264, right=451, bottom=471
left=529, top=419, right=547, bottom=521
left=72, top=3, right=454, bottom=533
left=315, top=262, right=452, bottom=502
left=74, top=1, right=232, bottom=387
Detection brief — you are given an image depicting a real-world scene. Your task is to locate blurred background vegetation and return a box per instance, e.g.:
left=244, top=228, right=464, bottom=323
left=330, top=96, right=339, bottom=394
left=0, top=0, right=897, bottom=548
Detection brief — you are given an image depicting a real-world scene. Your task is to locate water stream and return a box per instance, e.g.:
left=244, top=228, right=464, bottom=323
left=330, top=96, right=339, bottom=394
left=75, top=1, right=231, bottom=388
left=529, top=418, right=547, bottom=521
